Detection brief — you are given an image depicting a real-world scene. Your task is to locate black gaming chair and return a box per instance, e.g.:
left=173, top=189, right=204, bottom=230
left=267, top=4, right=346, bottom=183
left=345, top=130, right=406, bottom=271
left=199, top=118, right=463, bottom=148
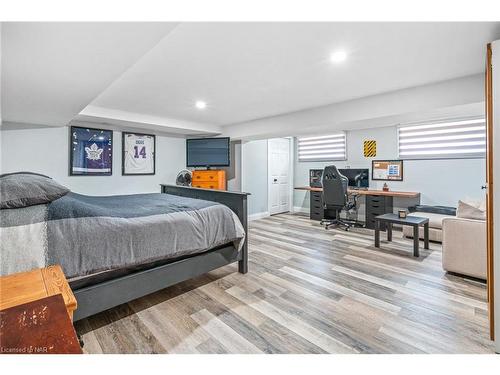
left=320, top=166, right=358, bottom=230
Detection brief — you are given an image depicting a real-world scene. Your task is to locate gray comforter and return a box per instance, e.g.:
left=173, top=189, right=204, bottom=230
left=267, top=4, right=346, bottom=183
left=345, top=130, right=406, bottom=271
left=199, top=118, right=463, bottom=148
left=0, top=192, right=245, bottom=279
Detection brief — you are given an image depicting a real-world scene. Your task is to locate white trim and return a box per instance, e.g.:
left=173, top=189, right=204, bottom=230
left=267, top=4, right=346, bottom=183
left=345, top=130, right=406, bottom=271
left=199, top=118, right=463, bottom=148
left=292, top=206, right=309, bottom=214
left=248, top=211, right=270, bottom=221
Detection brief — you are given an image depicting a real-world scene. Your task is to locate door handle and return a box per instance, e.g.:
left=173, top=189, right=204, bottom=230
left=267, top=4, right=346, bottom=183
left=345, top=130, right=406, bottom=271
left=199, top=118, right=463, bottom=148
left=481, top=185, right=487, bottom=190
left=273, top=178, right=278, bottom=182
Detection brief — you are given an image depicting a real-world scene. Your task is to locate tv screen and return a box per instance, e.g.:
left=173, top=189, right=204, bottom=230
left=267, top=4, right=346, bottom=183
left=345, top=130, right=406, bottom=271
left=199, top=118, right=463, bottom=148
left=186, top=137, right=230, bottom=167
left=338, top=168, right=369, bottom=188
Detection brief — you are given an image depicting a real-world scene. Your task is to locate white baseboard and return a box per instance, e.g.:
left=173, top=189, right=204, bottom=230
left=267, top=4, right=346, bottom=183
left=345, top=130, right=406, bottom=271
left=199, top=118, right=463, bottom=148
left=248, top=211, right=270, bottom=221
left=292, top=206, right=309, bottom=214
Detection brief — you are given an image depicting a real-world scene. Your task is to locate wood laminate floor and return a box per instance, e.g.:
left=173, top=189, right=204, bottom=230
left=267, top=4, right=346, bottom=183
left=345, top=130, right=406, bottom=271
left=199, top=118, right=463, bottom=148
left=75, top=213, right=495, bottom=354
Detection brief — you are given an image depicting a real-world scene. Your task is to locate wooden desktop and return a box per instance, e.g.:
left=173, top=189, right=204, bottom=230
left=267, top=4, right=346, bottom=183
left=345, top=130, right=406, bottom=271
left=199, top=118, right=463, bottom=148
left=294, top=186, right=420, bottom=228
left=294, top=186, right=420, bottom=198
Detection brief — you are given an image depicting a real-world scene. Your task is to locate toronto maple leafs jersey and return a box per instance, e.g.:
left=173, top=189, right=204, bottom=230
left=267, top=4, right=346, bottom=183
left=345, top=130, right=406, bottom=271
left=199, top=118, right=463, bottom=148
left=124, top=134, right=155, bottom=174
left=71, top=126, right=112, bottom=174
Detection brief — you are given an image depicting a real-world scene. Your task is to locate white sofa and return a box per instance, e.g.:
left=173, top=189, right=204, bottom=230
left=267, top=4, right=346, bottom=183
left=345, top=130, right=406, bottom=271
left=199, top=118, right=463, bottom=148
left=441, top=216, right=487, bottom=280
left=403, top=200, right=487, bottom=280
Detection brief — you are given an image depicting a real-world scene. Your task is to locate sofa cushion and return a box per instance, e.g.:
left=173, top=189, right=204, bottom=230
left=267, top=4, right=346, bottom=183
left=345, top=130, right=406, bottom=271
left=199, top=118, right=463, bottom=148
left=406, top=212, right=450, bottom=229
left=409, top=204, right=456, bottom=216
left=456, top=199, right=486, bottom=221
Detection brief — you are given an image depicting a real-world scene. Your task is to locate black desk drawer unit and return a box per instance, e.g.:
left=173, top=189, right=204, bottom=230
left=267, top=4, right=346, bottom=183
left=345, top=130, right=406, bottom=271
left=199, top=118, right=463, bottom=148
left=310, top=191, right=324, bottom=221
left=365, top=195, right=393, bottom=230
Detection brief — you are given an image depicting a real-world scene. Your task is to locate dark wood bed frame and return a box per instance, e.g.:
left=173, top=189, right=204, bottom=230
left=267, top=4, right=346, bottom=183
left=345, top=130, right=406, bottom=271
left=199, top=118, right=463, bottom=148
left=72, top=184, right=249, bottom=321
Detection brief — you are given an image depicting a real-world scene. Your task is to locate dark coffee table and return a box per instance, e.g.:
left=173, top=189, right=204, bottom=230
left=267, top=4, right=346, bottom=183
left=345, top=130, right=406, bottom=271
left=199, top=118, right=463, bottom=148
left=374, top=213, right=429, bottom=257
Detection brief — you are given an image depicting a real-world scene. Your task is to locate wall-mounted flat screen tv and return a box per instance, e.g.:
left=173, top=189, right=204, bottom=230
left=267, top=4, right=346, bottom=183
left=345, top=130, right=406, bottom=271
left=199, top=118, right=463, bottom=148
left=186, top=137, right=230, bottom=168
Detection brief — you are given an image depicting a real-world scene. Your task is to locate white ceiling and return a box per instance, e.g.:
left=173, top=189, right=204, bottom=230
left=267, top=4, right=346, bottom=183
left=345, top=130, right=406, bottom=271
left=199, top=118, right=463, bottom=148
left=2, top=22, right=500, bottom=134
left=1, top=22, right=177, bottom=126
left=90, top=22, right=500, bottom=127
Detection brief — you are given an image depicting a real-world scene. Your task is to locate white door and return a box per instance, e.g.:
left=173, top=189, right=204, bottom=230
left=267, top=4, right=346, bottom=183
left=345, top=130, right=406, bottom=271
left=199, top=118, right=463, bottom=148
left=268, top=138, right=291, bottom=215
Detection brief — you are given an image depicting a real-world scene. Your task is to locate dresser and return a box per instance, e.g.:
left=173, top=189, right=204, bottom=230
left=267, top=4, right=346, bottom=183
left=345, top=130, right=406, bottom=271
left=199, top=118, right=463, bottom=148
left=191, top=170, right=227, bottom=190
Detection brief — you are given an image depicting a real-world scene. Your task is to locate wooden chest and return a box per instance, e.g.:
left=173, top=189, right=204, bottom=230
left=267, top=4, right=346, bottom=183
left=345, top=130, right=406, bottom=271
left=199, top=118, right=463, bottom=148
left=0, top=295, right=82, bottom=354
left=0, top=265, right=77, bottom=320
left=192, top=170, right=226, bottom=190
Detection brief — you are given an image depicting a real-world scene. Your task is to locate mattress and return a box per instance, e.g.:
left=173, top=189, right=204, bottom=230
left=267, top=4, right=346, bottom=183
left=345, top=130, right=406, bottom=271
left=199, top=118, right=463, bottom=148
left=1, top=192, right=245, bottom=279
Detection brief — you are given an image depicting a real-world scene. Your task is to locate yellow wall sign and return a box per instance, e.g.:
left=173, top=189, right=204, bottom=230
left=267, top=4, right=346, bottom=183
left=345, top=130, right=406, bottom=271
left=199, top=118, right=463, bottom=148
left=364, top=140, right=377, bottom=157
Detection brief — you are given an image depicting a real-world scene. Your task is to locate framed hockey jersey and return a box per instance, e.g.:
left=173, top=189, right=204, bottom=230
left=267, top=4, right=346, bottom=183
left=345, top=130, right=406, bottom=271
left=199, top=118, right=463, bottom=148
left=122, top=132, right=156, bottom=175
left=69, top=126, right=113, bottom=176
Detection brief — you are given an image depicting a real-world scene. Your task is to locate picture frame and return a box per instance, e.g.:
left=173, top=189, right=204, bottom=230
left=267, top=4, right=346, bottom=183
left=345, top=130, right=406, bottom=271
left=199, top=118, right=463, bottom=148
left=371, top=159, right=404, bottom=181
left=122, top=132, right=156, bottom=176
left=69, top=126, right=113, bottom=176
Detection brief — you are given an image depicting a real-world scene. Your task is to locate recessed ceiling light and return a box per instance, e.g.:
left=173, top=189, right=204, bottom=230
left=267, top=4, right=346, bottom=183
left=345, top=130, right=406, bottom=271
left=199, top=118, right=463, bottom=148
left=330, top=50, right=347, bottom=64
left=195, top=100, right=207, bottom=110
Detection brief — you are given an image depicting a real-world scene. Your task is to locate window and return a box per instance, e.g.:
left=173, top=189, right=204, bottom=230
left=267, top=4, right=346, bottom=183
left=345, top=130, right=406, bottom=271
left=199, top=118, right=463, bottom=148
left=398, top=118, right=486, bottom=159
left=297, top=132, right=347, bottom=162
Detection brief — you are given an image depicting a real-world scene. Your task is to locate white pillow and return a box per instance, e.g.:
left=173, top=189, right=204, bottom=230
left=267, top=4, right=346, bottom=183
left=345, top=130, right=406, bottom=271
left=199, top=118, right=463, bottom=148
left=456, top=199, right=486, bottom=221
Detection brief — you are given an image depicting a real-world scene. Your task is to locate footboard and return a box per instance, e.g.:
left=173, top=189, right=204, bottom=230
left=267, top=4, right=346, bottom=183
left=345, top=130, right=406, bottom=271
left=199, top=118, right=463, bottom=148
left=160, top=184, right=250, bottom=273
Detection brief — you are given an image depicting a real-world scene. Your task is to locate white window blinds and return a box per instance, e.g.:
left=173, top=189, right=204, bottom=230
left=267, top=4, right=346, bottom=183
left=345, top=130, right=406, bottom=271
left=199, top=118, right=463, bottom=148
left=297, top=133, right=347, bottom=162
left=398, top=118, right=486, bottom=159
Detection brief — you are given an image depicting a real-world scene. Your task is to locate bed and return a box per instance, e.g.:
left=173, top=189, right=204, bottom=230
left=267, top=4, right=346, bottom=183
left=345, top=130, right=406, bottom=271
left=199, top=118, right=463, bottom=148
left=0, top=173, right=249, bottom=321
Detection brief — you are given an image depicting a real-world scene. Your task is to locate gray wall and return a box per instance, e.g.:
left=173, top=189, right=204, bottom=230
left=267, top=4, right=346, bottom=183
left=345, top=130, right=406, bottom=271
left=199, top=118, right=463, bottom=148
left=223, top=140, right=241, bottom=191
left=1, top=126, right=185, bottom=195
left=294, top=125, right=486, bottom=211
left=241, top=139, right=268, bottom=216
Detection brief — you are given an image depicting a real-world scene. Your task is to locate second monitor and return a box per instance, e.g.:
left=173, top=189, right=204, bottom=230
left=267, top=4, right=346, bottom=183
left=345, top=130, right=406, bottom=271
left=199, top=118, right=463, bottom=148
left=338, top=168, right=369, bottom=189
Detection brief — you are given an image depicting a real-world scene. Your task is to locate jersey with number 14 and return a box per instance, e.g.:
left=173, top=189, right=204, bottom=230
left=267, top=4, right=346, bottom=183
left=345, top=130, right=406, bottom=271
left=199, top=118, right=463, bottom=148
left=124, top=134, right=154, bottom=174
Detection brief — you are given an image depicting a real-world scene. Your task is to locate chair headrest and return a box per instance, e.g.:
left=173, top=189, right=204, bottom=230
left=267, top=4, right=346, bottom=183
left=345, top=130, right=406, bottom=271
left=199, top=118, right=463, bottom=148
left=323, top=165, right=341, bottom=180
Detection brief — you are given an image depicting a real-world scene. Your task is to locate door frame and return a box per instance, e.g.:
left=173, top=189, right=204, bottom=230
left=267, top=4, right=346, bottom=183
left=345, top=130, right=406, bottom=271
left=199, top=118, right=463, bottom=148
left=267, top=137, right=293, bottom=215
left=486, top=43, right=495, bottom=341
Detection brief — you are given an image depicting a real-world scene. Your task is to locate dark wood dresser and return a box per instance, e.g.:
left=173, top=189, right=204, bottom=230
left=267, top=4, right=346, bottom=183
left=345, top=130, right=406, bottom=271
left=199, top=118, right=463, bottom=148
left=0, top=294, right=82, bottom=354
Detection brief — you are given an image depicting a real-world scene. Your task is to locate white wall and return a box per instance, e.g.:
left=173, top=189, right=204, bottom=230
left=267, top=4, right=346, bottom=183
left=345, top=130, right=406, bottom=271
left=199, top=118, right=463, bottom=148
left=241, top=139, right=268, bottom=216
left=0, top=126, right=185, bottom=195
left=294, top=125, right=486, bottom=211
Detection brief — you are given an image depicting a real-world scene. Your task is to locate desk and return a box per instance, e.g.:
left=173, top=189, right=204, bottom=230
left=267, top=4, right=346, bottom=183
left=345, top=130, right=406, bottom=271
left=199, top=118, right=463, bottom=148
left=294, top=186, right=421, bottom=228
left=294, top=186, right=420, bottom=198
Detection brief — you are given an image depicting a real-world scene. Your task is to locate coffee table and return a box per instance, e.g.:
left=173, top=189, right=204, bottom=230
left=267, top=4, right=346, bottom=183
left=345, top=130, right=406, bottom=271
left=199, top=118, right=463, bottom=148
left=374, top=213, right=429, bottom=257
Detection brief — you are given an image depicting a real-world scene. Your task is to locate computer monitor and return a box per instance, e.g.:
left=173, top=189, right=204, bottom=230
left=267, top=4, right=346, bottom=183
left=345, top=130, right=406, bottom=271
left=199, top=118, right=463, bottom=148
left=338, top=168, right=369, bottom=188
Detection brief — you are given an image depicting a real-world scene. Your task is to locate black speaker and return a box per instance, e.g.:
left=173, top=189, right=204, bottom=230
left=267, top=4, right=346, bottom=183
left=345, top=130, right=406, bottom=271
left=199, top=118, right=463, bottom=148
left=309, top=169, right=323, bottom=188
